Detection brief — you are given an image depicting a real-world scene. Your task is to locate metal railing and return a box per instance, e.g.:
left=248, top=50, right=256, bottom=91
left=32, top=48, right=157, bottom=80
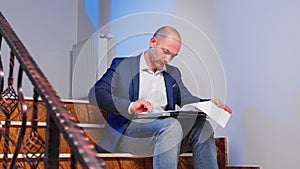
left=0, top=12, right=105, bottom=169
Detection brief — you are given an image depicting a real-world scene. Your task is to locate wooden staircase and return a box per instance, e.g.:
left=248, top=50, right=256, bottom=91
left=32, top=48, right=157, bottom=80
left=1, top=98, right=260, bottom=169
left=0, top=10, right=260, bottom=169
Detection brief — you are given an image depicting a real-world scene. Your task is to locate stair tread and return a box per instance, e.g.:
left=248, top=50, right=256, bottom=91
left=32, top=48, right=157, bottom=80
left=0, top=99, right=260, bottom=168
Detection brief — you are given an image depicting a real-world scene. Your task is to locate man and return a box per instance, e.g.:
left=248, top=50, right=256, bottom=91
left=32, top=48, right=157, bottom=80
left=89, top=26, right=231, bottom=169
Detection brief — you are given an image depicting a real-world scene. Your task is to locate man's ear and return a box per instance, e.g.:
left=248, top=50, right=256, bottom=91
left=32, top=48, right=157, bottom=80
left=149, top=37, right=157, bottom=48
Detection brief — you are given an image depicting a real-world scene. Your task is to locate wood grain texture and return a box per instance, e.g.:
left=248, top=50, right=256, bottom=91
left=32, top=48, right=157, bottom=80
left=0, top=99, right=260, bottom=169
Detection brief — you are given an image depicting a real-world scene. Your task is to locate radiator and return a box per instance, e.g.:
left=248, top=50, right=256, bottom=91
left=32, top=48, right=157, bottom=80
left=70, top=33, right=115, bottom=99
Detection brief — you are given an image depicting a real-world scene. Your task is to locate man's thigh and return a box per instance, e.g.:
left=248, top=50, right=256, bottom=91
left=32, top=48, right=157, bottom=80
left=116, top=117, right=182, bottom=155
left=179, top=117, right=214, bottom=153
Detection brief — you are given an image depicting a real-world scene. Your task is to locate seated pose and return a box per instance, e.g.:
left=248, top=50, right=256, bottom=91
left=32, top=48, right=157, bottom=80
left=89, top=26, right=231, bottom=169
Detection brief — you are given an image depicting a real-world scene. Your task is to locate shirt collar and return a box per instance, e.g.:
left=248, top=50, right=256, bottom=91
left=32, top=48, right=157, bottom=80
left=140, top=52, right=166, bottom=73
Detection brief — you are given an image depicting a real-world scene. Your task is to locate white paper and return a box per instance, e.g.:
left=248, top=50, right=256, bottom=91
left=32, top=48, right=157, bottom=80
left=182, top=101, right=231, bottom=128
left=135, top=101, right=231, bottom=128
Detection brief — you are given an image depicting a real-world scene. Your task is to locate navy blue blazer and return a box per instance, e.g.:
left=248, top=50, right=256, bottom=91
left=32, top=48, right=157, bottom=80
left=89, top=54, right=208, bottom=152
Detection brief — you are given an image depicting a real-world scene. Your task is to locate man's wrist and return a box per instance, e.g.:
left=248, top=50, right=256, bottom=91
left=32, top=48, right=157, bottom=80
left=128, top=102, right=135, bottom=114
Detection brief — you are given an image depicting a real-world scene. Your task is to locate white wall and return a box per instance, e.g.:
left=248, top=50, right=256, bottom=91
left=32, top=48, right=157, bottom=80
left=101, top=1, right=300, bottom=168
left=105, top=0, right=300, bottom=169
left=215, top=1, right=300, bottom=168
left=1, top=1, right=300, bottom=169
left=0, top=0, right=77, bottom=98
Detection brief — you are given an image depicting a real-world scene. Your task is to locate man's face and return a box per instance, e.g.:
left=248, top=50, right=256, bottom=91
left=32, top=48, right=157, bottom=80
left=148, top=36, right=181, bottom=69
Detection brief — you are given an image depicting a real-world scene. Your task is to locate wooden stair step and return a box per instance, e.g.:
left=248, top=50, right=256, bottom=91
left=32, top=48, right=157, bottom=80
left=97, top=153, right=260, bottom=169
left=0, top=99, right=260, bottom=168
left=0, top=153, right=260, bottom=169
left=225, top=167, right=261, bottom=169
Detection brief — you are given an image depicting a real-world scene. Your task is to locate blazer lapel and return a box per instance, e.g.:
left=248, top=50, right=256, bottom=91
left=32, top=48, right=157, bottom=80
left=163, top=71, right=176, bottom=110
left=128, top=55, right=179, bottom=109
left=130, top=73, right=139, bottom=101
left=129, top=55, right=141, bottom=101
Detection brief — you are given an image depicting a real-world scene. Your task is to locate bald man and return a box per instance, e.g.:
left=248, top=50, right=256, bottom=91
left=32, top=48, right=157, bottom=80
left=89, top=26, right=230, bottom=169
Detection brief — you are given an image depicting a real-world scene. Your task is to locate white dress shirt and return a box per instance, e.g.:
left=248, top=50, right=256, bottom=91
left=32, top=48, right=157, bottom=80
left=139, top=52, right=167, bottom=112
left=128, top=53, right=168, bottom=113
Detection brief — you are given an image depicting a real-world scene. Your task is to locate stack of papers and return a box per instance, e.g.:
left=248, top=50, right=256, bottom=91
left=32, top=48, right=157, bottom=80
left=134, top=101, right=232, bottom=128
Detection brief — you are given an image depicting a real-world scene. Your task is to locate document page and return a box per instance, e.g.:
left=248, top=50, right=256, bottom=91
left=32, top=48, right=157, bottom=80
left=182, top=101, right=231, bottom=128
left=134, top=101, right=231, bottom=128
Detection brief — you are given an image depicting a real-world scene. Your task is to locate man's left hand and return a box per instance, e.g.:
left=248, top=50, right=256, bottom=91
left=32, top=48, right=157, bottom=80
left=211, top=99, right=232, bottom=114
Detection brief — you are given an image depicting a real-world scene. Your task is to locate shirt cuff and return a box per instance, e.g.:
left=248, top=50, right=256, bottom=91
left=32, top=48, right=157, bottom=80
left=200, top=98, right=211, bottom=102
left=128, top=102, right=135, bottom=114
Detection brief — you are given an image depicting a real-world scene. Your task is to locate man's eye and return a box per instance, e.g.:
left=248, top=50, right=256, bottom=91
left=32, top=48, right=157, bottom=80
left=160, top=48, right=177, bottom=57
left=162, top=49, right=171, bottom=55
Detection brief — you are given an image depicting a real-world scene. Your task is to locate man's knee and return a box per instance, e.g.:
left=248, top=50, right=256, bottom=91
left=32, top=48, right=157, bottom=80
left=190, top=120, right=215, bottom=144
left=157, top=118, right=183, bottom=141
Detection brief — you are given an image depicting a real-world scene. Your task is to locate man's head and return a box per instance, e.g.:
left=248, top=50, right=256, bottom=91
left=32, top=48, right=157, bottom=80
left=145, top=26, right=181, bottom=72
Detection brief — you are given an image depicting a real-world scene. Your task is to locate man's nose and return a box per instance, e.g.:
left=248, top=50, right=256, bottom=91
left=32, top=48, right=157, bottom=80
left=164, top=55, right=173, bottom=63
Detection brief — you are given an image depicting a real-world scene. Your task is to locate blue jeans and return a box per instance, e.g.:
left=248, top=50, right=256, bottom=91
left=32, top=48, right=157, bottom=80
left=116, top=117, right=218, bottom=169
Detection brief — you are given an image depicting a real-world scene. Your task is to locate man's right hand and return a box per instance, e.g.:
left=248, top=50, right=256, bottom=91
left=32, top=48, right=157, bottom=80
left=130, top=98, right=154, bottom=113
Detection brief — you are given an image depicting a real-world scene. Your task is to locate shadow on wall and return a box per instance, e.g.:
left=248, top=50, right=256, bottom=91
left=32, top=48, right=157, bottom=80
left=242, top=87, right=300, bottom=169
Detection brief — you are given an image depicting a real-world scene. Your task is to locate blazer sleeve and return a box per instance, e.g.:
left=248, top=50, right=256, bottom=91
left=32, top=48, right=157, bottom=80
left=88, top=58, right=132, bottom=114
left=169, top=65, right=210, bottom=107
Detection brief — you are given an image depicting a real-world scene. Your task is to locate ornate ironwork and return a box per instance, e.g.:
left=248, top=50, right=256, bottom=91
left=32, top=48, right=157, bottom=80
left=21, top=89, right=45, bottom=169
left=0, top=51, right=20, bottom=169
left=0, top=11, right=105, bottom=169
